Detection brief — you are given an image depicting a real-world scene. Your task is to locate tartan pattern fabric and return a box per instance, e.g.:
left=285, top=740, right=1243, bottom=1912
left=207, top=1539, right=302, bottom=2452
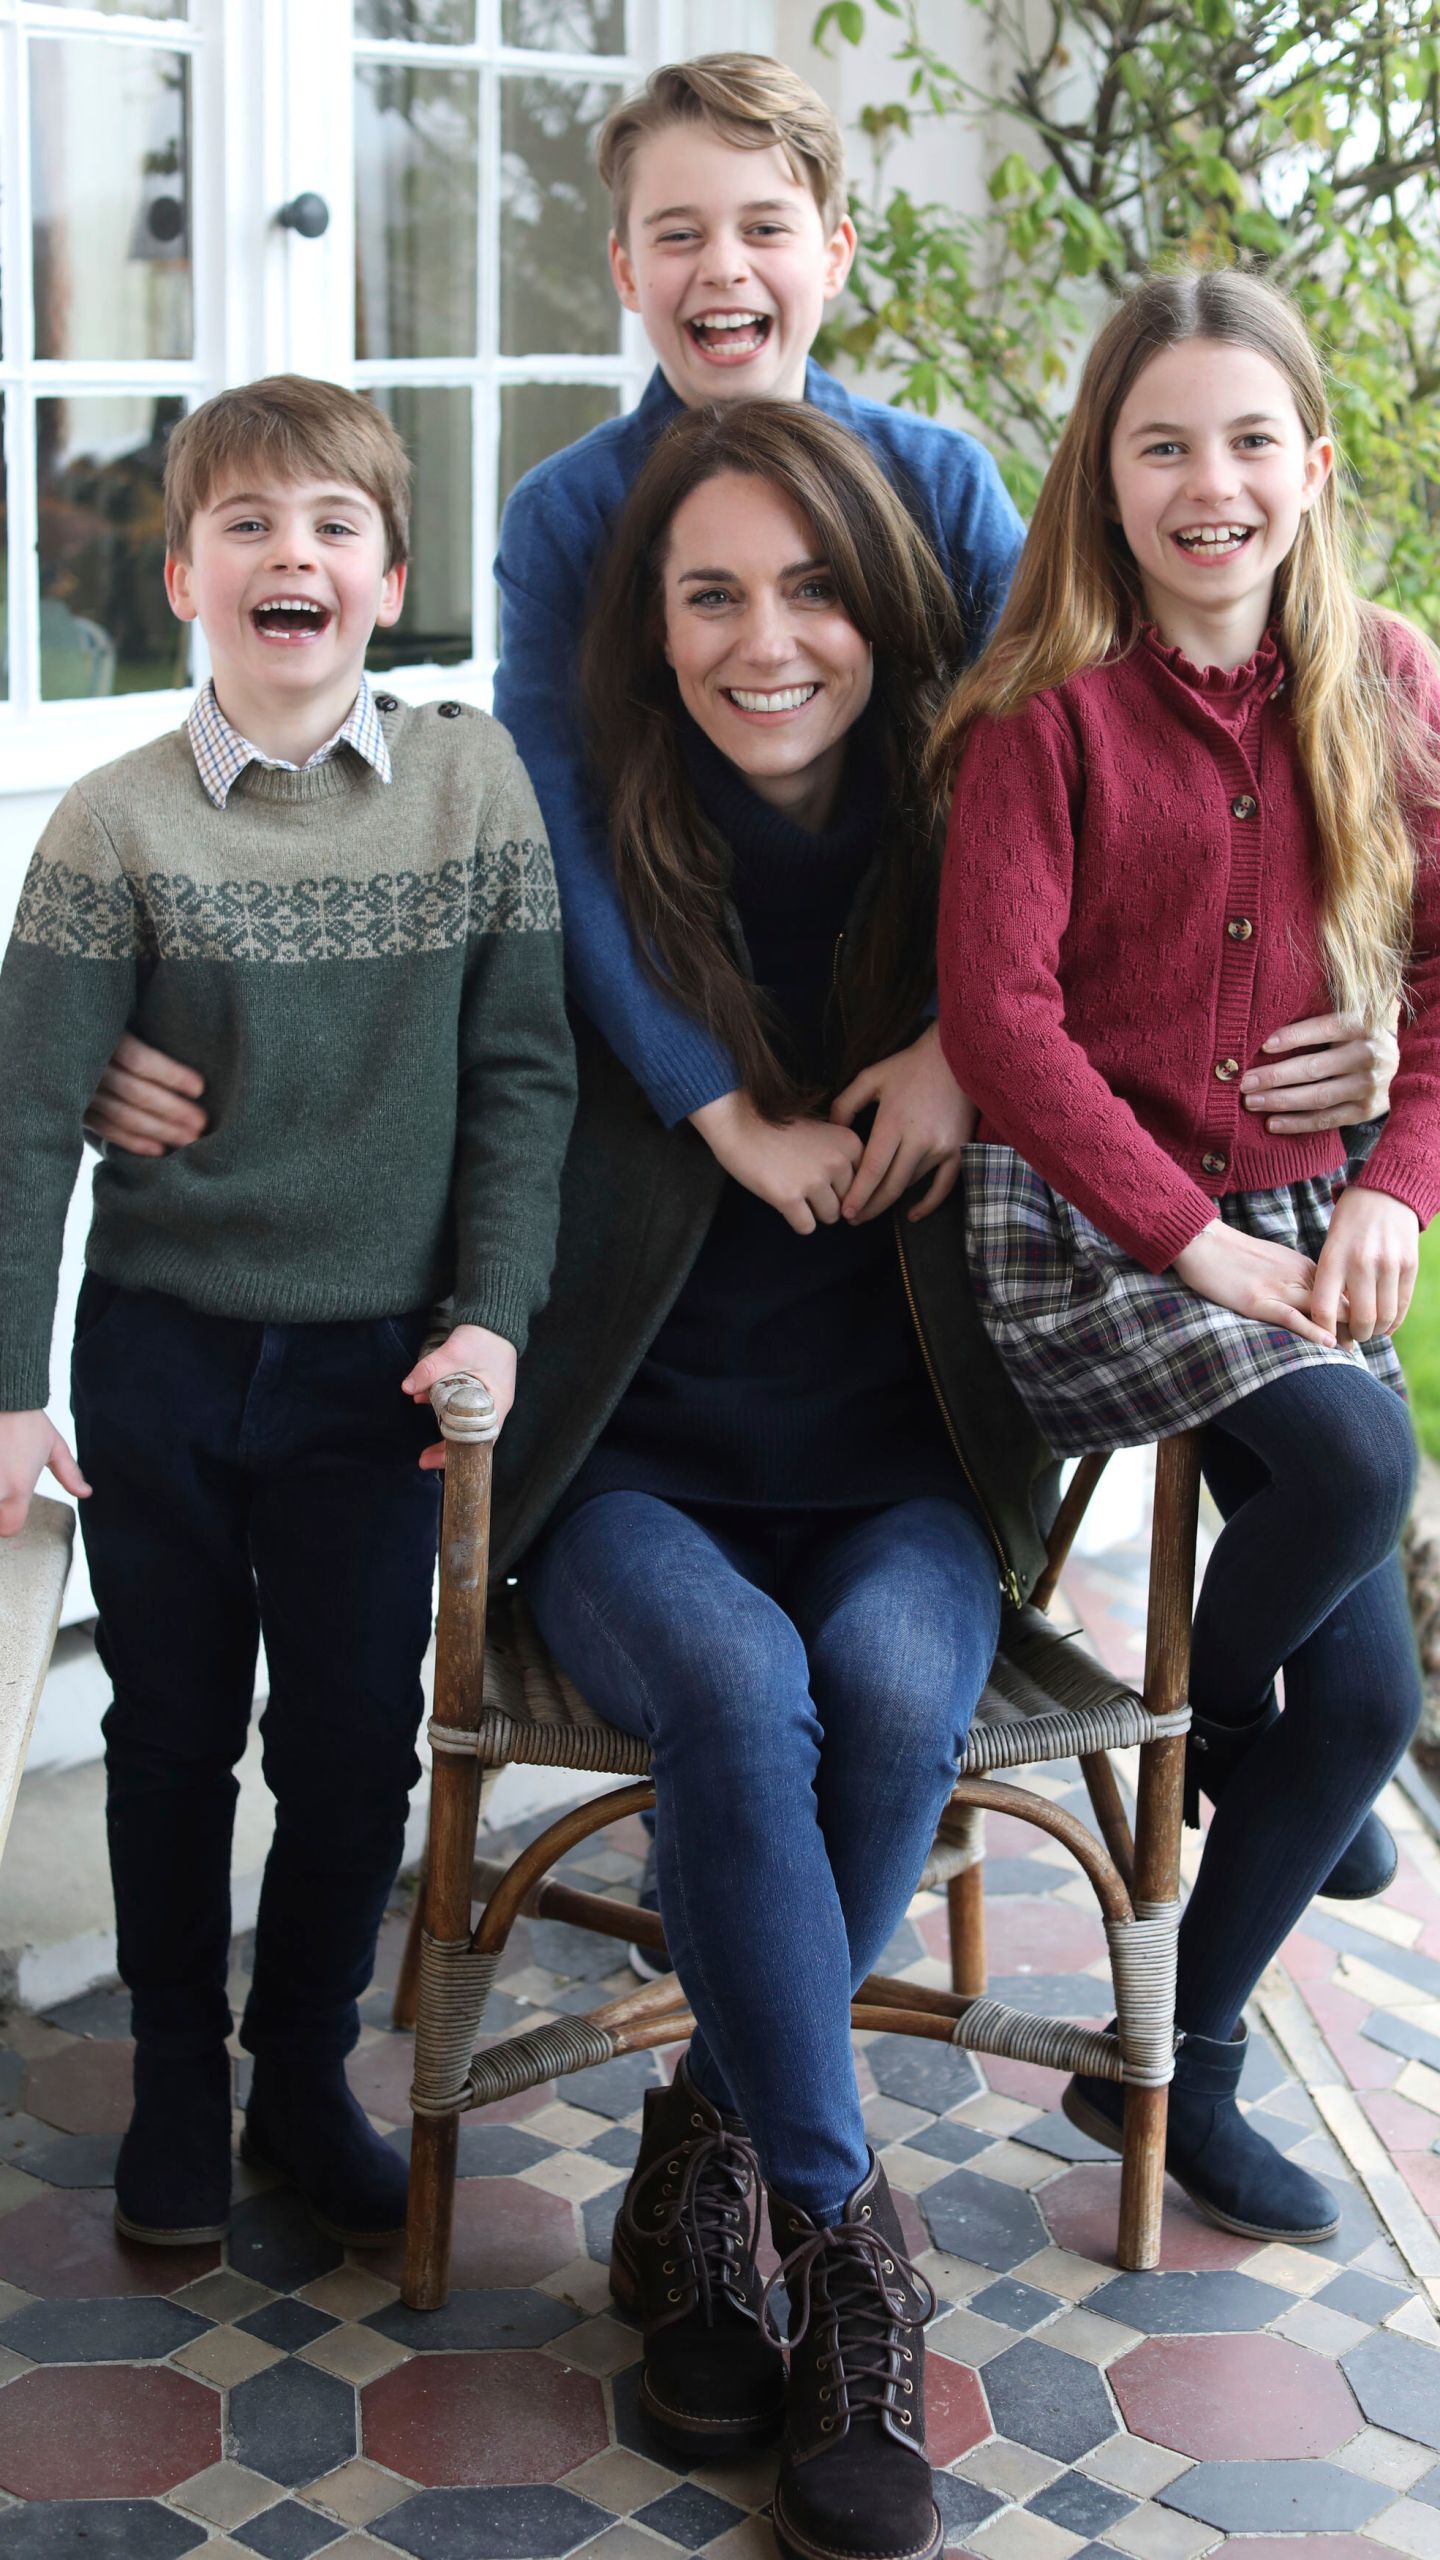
left=186, top=674, right=391, bottom=807
left=964, top=1142, right=1405, bottom=1456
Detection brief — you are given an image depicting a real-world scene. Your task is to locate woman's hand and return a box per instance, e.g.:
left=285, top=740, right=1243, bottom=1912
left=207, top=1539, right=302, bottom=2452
left=0, top=1412, right=91, bottom=1540
left=689, top=1091, right=864, bottom=1235
left=1240, top=1009, right=1399, bottom=1135
left=830, top=1021, right=977, bottom=1225
left=1172, top=1220, right=1338, bottom=1347
left=402, top=1324, right=519, bottom=1472
left=1311, top=1187, right=1420, bottom=1343
left=84, top=1034, right=208, bottom=1157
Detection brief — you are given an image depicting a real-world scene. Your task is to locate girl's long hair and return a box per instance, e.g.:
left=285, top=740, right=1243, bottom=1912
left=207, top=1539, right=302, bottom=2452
left=582, top=402, right=964, bottom=1120
left=927, top=269, right=1435, bottom=1030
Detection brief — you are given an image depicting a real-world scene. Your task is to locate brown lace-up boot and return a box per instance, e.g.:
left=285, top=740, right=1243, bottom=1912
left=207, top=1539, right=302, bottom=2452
left=764, top=2155, right=941, bottom=2560
left=609, top=2058, right=785, bottom=2462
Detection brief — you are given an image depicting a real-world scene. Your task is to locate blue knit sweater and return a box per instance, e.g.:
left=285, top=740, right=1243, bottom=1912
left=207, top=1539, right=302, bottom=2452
left=493, top=361, right=1024, bottom=1126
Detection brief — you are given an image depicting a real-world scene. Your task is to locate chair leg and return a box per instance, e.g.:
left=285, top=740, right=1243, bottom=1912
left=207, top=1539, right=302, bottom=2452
left=947, top=1865, right=986, bottom=1999
left=393, top=1863, right=426, bottom=2033
left=1117, top=1431, right=1200, bottom=2272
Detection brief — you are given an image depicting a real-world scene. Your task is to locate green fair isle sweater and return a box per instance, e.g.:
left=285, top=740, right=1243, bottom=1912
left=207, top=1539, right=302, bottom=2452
left=0, top=699, right=576, bottom=1411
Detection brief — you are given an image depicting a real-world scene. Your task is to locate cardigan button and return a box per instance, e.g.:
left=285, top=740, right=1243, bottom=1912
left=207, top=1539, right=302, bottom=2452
left=1214, top=1058, right=1240, bottom=1081
left=373, top=693, right=398, bottom=714
left=437, top=700, right=464, bottom=718
left=1202, top=1152, right=1228, bottom=1176
left=1231, top=793, right=1257, bottom=819
left=1227, top=917, right=1253, bottom=941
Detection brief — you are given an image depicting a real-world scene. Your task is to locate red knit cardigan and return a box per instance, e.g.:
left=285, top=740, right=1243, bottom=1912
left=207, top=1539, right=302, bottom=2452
left=937, top=620, right=1440, bottom=1272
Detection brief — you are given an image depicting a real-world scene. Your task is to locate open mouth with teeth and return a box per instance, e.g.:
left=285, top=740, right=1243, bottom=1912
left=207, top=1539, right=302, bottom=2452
left=686, top=309, right=773, bottom=359
left=1171, top=525, right=1257, bottom=558
left=724, top=684, right=818, bottom=715
left=251, top=597, right=333, bottom=639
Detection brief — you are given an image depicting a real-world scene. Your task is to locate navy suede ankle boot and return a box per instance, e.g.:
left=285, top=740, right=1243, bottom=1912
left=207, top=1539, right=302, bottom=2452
left=114, top=2047, right=234, bottom=2246
left=1062, top=2022, right=1339, bottom=2243
left=1186, top=1703, right=1397, bottom=1900
left=243, top=2053, right=408, bottom=2245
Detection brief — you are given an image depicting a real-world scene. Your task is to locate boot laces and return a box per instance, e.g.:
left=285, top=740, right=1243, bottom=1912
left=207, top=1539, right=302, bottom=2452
left=633, top=2126, right=761, bottom=2322
left=761, top=2218, right=936, bottom=2426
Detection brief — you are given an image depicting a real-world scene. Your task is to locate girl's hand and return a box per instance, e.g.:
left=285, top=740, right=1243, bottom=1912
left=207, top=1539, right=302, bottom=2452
left=402, top=1324, right=518, bottom=1472
left=830, top=1022, right=978, bottom=1226
left=1240, top=1009, right=1399, bottom=1135
left=0, top=1412, right=91, bottom=1540
left=1311, top=1187, right=1419, bottom=1343
left=84, top=1034, right=208, bottom=1157
left=1172, top=1220, right=1338, bottom=1347
left=689, top=1091, right=864, bottom=1234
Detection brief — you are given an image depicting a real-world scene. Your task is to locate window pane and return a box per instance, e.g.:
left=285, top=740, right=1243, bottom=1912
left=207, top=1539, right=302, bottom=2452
left=366, top=387, right=472, bottom=672
left=31, top=39, right=191, bottom=362
left=45, top=2, right=187, bottom=17
left=355, top=0, right=474, bottom=37
left=500, top=77, right=619, bottom=358
left=355, top=63, right=477, bottom=360
left=502, top=0, right=626, bottom=49
left=499, top=381, right=619, bottom=514
left=37, top=396, right=186, bottom=701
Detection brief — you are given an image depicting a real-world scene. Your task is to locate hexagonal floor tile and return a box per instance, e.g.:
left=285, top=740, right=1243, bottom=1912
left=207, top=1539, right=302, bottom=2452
left=361, top=2349, right=607, bottom=2487
left=1087, top=2270, right=1292, bottom=2334
left=23, top=2040, right=135, bottom=2136
left=0, top=2501, right=206, bottom=2557
left=367, top=2178, right=578, bottom=2294
left=0, top=2187, right=218, bottom=2300
left=1110, top=2332, right=1362, bottom=2459
left=1159, top=2457, right=1389, bottom=2535
left=920, top=2165, right=1049, bottom=2272
left=980, top=2337, right=1115, bottom=2462
left=1040, top=2164, right=1254, bottom=2270
left=228, top=2359, right=358, bottom=2489
left=926, top=2353, right=991, bottom=2466
left=375, top=2484, right=613, bottom=2557
left=1341, top=2327, right=1440, bottom=2453
left=0, top=2364, right=220, bottom=2499
left=0, top=2295, right=210, bottom=2364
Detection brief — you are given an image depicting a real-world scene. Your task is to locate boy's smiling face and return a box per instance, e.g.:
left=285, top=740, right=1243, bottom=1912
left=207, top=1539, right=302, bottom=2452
left=166, top=470, right=405, bottom=754
left=610, top=127, right=855, bottom=408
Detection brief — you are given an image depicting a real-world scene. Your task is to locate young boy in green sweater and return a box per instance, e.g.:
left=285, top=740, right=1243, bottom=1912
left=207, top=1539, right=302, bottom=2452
left=0, top=375, right=575, bottom=2248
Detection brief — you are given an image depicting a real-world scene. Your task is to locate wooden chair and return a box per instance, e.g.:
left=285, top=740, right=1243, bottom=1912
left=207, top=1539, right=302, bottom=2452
left=396, top=1376, right=1200, bottom=2310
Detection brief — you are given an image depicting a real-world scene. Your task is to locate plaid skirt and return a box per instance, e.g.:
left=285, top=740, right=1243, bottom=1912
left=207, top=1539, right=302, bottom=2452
left=964, top=1143, right=1406, bottom=1457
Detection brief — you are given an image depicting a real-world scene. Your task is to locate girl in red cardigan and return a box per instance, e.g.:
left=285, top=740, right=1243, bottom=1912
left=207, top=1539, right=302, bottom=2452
left=936, top=269, right=1439, bottom=2248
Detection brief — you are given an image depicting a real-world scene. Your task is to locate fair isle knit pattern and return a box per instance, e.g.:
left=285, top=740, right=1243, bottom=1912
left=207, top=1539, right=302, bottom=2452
left=0, top=698, right=574, bottom=1410
left=186, top=673, right=392, bottom=806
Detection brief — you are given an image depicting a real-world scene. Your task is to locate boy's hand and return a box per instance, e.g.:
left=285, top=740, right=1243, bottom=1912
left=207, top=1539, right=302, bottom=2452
left=688, top=1091, right=864, bottom=1235
left=401, top=1325, right=518, bottom=1472
left=1311, top=1187, right=1419, bottom=1343
left=0, top=1413, right=91, bottom=1540
left=1172, top=1220, right=1338, bottom=1347
left=84, top=1034, right=208, bottom=1157
left=831, top=1022, right=977, bottom=1225
left=1240, top=1008, right=1399, bottom=1135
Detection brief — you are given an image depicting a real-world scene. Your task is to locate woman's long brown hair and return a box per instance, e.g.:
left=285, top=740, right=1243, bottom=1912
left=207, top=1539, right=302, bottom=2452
left=582, top=402, right=964, bottom=1121
left=927, top=269, right=1438, bottom=1032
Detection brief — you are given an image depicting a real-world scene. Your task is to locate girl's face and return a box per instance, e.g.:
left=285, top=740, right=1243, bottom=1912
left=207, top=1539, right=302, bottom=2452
left=661, top=470, right=874, bottom=829
left=1108, top=338, right=1333, bottom=660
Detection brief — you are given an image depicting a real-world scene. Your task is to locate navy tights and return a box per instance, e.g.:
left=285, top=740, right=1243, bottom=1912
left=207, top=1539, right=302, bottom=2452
left=1174, top=1363, right=1421, bottom=2042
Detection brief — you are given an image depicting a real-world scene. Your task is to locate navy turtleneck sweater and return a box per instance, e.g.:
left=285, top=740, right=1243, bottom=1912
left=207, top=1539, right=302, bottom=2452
left=565, top=732, right=964, bottom=1516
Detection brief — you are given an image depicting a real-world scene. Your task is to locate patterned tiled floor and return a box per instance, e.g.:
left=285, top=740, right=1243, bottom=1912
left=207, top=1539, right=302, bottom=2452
left=1, top=1528, right=1440, bottom=2557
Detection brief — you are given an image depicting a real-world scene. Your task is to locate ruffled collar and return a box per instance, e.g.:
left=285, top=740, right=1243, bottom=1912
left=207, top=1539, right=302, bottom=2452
left=1141, top=620, right=1285, bottom=701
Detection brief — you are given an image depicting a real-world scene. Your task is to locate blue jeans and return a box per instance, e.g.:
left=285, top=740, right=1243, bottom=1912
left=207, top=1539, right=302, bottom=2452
left=526, top=1491, right=1001, bottom=2220
left=72, top=1281, right=441, bottom=2062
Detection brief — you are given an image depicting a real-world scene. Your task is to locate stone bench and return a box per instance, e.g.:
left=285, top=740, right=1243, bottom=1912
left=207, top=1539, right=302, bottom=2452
left=0, top=1499, right=76, bottom=1867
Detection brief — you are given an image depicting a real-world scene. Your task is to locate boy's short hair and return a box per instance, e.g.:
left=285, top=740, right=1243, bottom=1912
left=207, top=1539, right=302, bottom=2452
left=597, top=54, right=848, bottom=246
left=164, top=375, right=411, bottom=568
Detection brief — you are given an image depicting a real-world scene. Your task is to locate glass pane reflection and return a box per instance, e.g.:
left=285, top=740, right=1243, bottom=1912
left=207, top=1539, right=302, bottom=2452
left=500, top=78, right=619, bottom=357
left=499, top=382, right=620, bottom=515
left=355, top=63, right=478, bottom=360
left=31, top=39, right=191, bottom=363
left=355, top=0, right=474, bottom=38
left=366, top=388, right=472, bottom=673
left=37, top=397, right=187, bottom=701
left=502, top=0, right=626, bottom=49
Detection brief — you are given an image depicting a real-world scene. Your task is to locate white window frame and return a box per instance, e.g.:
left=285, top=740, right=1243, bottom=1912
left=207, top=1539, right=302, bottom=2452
left=1, top=0, right=775, bottom=793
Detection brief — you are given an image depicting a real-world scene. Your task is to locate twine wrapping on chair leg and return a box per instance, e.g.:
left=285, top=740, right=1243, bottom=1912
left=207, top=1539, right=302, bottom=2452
left=410, top=1936, right=501, bottom=2117
left=949, top=2000, right=1127, bottom=2081
left=464, top=2016, right=618, bottom=2107
left=1106, top=1897, right=1182, bottom=2088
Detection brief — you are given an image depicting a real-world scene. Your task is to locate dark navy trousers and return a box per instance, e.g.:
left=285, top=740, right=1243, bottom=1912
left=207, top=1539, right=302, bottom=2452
left=71, top=1280, right=441, bottom=2061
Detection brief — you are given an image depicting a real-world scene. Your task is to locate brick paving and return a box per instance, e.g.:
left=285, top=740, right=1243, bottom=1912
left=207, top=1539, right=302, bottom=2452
left=0, top=1520, right=1438, bottom=2555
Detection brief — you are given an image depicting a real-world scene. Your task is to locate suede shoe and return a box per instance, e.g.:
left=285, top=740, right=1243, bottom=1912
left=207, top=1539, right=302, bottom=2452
left=243, top=2053, right=408, bottom=2245
left=610, top=2057, right=784, bottom=2461
left=1062, top=2022, right=1340, bottom=2243
left=114, top=2047, right=234, bottom=2245
left=1186, top=1702, right=1397, bottom=1900
left=764, top=2156, right=941, bottom=2560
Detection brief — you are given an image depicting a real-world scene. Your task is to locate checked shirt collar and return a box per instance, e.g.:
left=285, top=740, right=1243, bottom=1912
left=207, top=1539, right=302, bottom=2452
left=187, top=673, right=392, bottom=809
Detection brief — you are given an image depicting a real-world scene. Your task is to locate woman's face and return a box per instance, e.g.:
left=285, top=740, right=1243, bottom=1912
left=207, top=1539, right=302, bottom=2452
left=661, top=470, right=874, bottom=827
